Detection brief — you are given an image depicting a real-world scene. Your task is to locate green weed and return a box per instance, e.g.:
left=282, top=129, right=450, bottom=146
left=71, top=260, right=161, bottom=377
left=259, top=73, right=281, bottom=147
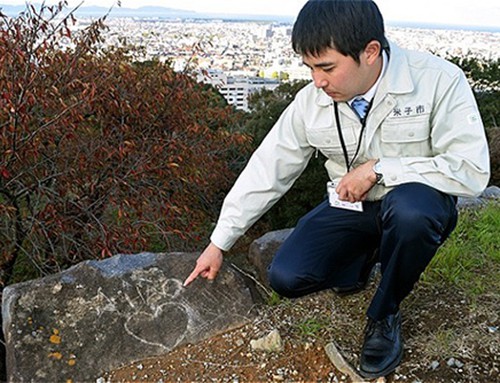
left=423, top=202, right=500, bottom=296
left=295, top=316, right=330, bottom=338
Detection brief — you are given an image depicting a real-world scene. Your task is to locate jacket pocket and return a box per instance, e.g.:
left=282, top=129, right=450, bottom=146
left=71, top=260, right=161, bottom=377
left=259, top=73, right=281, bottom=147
left=306, top=125, right=357, bottom=159
left=380, top=115, right=432, bottom=156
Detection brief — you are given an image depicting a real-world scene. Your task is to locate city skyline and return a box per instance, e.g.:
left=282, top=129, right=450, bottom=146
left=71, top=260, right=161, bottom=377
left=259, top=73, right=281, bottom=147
left=1, top=0, right=500, bottom=29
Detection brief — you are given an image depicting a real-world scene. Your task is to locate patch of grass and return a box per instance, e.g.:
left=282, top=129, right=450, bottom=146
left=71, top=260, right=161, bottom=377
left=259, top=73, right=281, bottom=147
left=267, top=290, right=284, bottom=306
left=422, top=202, right=500, bottom=296
left=421, top=328, right=459, bottom=360
left=296, top=316, right=330, bottom=338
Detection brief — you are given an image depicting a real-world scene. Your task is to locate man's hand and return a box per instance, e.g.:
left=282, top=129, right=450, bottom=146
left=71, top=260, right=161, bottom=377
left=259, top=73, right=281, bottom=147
left=336, top=159, right=378, bottom=202
left=183, top=242, right=223, bottom=287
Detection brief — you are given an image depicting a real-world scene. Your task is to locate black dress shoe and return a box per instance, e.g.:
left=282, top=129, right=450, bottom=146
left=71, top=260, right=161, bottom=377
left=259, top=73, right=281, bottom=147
left=332, top=250, right=378, bottom=296
left=359, top=311, right=404, bottom=378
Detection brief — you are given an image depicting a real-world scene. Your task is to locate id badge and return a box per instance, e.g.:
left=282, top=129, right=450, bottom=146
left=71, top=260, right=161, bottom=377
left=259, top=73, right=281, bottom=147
left=327, top=181, right=364, bottom=212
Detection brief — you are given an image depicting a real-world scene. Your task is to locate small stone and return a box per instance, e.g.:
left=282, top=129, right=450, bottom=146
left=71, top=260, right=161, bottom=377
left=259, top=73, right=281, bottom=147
left=455, top=359, right=465, bottom=368
left=52, top=283, right=63, bottom=294
left=250, top=329, right=283, bottom=353
left=488, top=326, right=498, bottom=334
left=136, top=364, right=144, bottom=370
left=447, top=358, right=456, bottom=367
left=430, top=361, right=440, bottom=370
left=272, top=375, right=284, bottom=381
left=96, top=378, right=105, bottom=383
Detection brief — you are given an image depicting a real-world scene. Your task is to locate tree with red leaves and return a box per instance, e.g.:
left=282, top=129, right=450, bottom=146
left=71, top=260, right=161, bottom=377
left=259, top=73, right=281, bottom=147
left=0, top=1, right=250, bottom=286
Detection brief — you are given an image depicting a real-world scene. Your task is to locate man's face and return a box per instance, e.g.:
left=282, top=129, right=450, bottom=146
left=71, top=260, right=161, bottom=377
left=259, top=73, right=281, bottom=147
left=303, top=45, right=380, bottom=102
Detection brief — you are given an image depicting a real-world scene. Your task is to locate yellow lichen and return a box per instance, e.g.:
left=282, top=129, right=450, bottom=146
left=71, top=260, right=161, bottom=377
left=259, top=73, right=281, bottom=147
left=68, top=359, right=76, bottom=366
left=48, top=352, right=63, bottom=360
left=49, top=334, right=61, bottom=344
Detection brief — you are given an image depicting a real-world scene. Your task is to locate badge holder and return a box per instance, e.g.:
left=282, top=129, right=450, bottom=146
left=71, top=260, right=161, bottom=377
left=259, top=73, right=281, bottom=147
left=327, top=181, right=364, bottom=212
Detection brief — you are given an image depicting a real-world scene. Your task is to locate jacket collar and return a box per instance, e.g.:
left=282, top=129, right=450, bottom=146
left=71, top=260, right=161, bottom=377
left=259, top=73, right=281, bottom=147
left=378, top=40, right=414, bottom=96
left=314, top=40, right=414, bottom=107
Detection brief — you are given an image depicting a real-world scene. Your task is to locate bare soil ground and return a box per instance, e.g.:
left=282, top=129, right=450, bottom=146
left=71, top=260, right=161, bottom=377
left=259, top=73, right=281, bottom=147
left=103, top=272, right=499, bottom=383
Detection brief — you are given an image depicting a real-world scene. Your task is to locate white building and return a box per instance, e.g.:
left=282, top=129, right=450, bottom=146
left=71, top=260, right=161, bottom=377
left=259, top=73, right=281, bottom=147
left=198, top=69, right=280, bottom=111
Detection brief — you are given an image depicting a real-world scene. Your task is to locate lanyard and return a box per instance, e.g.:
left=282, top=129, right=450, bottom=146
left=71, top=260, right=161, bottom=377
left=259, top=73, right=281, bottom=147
left=333, top=100, right=373, bottom=172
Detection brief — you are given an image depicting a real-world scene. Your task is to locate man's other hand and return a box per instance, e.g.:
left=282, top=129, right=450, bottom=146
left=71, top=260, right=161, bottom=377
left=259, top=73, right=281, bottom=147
left=183, top=242, right=223, bottom=287
left=336, top=159, right=378, bottom=202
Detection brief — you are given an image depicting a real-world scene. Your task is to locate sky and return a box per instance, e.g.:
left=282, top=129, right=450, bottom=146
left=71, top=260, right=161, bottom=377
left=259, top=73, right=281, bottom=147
left=2, top=0, right=500, bottom=28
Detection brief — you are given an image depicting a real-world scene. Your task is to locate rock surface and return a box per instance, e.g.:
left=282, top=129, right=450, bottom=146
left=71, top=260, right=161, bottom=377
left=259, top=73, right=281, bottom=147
left=2, top=252, right=256, bottom=383
left=457, top=186, right=500, bottom=208
left=247, top=228, right=293, bottom=287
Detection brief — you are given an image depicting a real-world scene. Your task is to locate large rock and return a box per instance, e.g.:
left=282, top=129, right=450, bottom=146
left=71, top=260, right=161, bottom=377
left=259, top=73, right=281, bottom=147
left=2, top=252, right=256, bottom=383
left=457, top=186, right=500, bottom=208
left=247, top=228, right=293, bottom=287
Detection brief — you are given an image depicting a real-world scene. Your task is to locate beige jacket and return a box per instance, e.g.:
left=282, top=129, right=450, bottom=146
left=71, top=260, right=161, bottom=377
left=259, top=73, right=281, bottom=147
left=211, top=41, right=490, bottom=251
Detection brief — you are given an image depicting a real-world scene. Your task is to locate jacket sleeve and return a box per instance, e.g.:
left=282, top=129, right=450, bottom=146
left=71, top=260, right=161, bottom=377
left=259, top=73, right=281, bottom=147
left=380, top=69, right=490, bottom=197
left=210, top=100, right=314, bottom=251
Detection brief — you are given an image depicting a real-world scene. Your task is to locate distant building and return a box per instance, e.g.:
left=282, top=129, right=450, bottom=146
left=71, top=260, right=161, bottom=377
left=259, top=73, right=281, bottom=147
left=265, top=27, right=274, bottom=39
left=198, top=69, right=280, bottom=111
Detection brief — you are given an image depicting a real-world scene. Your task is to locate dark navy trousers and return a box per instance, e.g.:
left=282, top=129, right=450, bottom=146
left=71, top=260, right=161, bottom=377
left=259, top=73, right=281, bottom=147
left=268, top=183, right=458, bottom=321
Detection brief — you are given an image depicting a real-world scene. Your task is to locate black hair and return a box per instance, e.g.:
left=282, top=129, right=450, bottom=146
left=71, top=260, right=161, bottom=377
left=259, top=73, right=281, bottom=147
left=292, top=0, right=388, bottom=62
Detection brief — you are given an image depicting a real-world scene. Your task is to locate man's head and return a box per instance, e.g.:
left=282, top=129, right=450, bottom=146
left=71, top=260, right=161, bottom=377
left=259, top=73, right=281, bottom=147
left=293, top=0, right=387, bottom=101
left=292, top=0, right=387, bottom=62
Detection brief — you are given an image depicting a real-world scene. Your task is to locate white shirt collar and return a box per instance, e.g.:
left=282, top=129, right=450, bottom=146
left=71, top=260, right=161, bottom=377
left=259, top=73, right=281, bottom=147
left=348, top=49, right=388, bottom=106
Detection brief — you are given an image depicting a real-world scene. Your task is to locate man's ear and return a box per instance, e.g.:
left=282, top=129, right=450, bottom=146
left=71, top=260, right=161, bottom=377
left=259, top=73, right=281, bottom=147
left=363, top=40, right=382, bottom=65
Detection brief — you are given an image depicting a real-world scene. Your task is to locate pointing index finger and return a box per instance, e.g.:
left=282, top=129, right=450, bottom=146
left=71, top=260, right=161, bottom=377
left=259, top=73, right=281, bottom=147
left=183, top=266, right=201, bottom=287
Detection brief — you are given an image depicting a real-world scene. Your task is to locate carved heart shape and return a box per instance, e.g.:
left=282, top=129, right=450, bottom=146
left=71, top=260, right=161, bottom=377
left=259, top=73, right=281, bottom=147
left=125, top=303, right=188, bottom=351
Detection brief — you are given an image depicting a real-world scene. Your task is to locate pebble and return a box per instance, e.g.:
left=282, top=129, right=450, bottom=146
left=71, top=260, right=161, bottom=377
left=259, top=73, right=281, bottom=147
left=250, top=329, right=283, bottom=352
left=488, top=326, right=498, bottom=333
left=447, top=358, right=465, bottom=368
left=430, top=361, right=440, bottom=370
